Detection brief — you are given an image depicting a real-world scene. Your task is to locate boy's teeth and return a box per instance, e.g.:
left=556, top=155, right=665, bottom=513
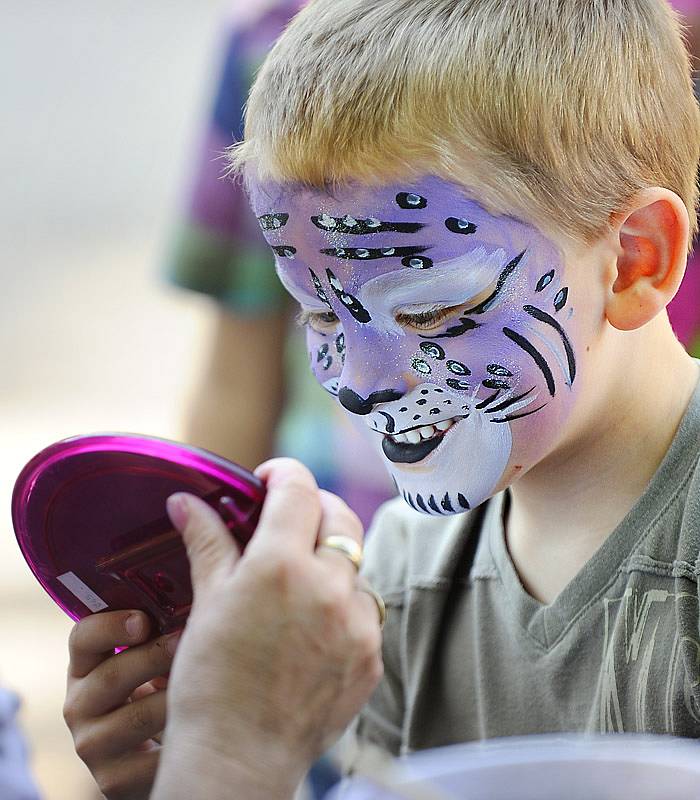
left=389, top=417, right=457, bottom=443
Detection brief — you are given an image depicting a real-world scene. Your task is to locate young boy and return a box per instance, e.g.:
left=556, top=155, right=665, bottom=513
left=64, top=0, right=700, bottom=794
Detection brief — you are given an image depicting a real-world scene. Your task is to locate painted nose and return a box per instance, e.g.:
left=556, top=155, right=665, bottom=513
left=338, top=387, right=404, bottom=416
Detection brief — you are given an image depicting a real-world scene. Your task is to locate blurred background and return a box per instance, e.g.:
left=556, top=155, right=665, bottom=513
left=0, top=1, right=698, bottom=799
left=0, top=2, right=233, bottom=797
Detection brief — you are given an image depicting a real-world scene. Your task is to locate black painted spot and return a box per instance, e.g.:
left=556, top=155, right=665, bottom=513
left=415, top=493, right=429, bottom=512
left=412, top=357, right=432, bottom=375
left=420, top=342, right=445, bottom=360
left=322, top=356, right=333, bottom=371
left=399, top=406, right=408, bottom=412
left=446, top=378, right=470, bottom=391
left=487, top=364, right=513, bottom=377
left=413, top=414, right=421, bottom=420
left=421, top=389, right=430, bottom=395
left=316, top=343, right=329, bottom=362
left=429, top=408, right=440, bottom=415
left=445, top=217, right=477, bottom=235
left=258, top=212, right=289, bottom=231
left=536, top=270, right=555, bottom=292
left=402, top=255, right=433, bottom=269
left=321, top=245, right=428, bottom=261
left=553, top=287, right=569, bottom=311
left=441, top=493, right=454, bottom=512
left=272, top=245, right=296, bottom=258
left=417, top=399, right=428, bottom=406
left=457, top=493, right=471, bottom=510
left=446, top=360, right=471, bottom=376
left=443, top=399, right=452, bottom=404
left=434, top=388, right=444, bottom=393
left=311, top=215, right=425, bottom=235
left=326, top=268, right=371, bottom=323
left=335, top=333, right=345, bottom=354
left=482, top=378, right=510, bottom=390
left=428, top=495, right=441, bottom=513
left=396, top=192, right=427, bottom=210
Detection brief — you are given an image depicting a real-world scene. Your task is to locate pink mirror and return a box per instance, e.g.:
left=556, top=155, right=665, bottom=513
left=12, top=434, right=265, bottom=634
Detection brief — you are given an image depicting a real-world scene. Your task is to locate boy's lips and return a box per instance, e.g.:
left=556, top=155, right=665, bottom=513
left=381, top=416, right=462, bottom=464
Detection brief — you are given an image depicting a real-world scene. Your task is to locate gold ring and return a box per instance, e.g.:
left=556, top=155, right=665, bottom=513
left=317, top=535, right=364, bottom=572
left=357, top=577, right=387, bottom=630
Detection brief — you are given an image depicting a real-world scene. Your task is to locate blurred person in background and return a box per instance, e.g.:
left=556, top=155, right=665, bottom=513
left=0, top=688, right=41, bottom=799
left=668, top=0, right=700, bottom=355
left=165, top=0, right=394, bottom=532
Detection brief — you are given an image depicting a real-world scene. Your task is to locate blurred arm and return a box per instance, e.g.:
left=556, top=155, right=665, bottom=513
left=184, top=308, right=289, bottom=469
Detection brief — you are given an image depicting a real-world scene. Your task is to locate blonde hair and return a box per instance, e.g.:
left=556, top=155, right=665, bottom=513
left=232, top=0, right=700, bottom=243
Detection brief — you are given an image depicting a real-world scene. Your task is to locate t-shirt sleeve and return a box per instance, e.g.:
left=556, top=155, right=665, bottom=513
left=164, top=21, right=288, bottom=315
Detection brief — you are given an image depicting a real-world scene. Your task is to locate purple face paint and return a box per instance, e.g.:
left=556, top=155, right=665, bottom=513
left=248, top=176, right=580, bottom=515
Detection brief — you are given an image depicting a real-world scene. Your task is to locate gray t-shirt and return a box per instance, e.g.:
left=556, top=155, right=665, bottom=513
left=356, top=375, right=700, bottom=756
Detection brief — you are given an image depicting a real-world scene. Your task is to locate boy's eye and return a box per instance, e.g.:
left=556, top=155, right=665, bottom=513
left=394, top=305, right=460, bottom=332
left=297, top=309, right=340, bottom=332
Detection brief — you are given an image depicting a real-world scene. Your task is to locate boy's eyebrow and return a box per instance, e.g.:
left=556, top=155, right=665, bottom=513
left=357, top=246, right=515, bottom=308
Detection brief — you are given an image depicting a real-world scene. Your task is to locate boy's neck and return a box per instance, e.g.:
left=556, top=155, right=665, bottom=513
left=505, top=321, right=699, bottom=605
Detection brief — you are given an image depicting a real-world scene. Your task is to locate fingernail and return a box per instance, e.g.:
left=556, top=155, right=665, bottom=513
left=165, top=632, right=181, bottom=657
left=126, top=613, right=143, bottom=638
left=167, top=494, right=189, bottom=531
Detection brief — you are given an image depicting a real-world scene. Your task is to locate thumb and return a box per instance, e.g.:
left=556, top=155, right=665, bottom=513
left=166, top=493, right=240, bottom=597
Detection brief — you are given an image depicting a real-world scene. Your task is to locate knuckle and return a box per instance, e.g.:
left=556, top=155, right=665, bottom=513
left=94, top=661, right=120, bottom=697
left=285, top=478, right=320, bottom=508
left=249, top=551, right=302, bottom=591
left=368, top=655, right=384, bottom=686
left=319, top=492, right=363, bottom=535
left=73, top=728, right=100, bottom=764
left=62, top=694, right=79, bottom=728
left=97, top=769, right=132, bottom=800
left=127, top=698, right=153, bottom=733
left=319, top=587, right=350, bottom=627
left=67, top=621, right=85, bottom=655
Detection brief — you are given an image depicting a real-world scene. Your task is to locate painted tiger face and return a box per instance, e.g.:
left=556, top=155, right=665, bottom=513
left=249, top=176, right=581, bottom=515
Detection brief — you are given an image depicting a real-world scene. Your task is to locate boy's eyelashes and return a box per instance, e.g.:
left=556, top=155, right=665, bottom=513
left=297, top=308, right=340, bottom=332
left=297, top=303, right=464, bottom=334
left=394, top=304, right=461, bottom=332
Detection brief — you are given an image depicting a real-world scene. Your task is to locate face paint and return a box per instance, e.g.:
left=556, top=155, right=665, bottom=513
left=249, top=176, right=580, bottom=515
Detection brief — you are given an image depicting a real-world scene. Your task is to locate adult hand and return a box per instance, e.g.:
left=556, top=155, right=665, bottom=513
left=63, top=610, right=178, bottom=799
left=151, top=458, right=383, bottom=800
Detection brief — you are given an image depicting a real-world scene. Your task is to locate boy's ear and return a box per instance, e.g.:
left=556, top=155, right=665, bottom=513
left=605, top=188, right=690, bottom=331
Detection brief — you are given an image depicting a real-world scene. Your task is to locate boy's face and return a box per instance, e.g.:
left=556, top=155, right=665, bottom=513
left=249, top=175, right=582, bottom=515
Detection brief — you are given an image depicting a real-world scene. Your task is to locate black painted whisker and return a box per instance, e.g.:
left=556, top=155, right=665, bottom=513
left=484, top=387, right=535, bottom=414
left=523, top=305, right=576, bottom=384
left=475, top=390, right=501, bottom=410
left=503, top=327, right=556, bottom=396
left=491, top=403, right=548, bottom=423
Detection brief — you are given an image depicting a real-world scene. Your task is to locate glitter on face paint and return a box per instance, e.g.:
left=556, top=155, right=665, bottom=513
left=249, top=176, right=580, bottom=515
